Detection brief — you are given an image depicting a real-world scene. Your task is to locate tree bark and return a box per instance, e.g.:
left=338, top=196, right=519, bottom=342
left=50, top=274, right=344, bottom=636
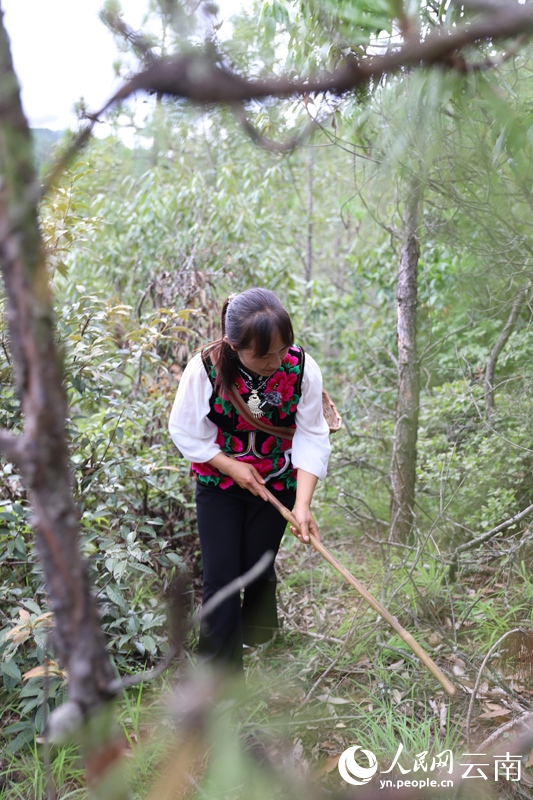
left=0, top=5, right=115, bottom=717
left=485, top=287, right=526, bottom=423
left=390, top=183, right=422, bottom=542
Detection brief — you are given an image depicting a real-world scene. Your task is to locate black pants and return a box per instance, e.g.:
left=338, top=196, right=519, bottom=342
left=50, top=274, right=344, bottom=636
left=195, top=480, right=296, bottom=670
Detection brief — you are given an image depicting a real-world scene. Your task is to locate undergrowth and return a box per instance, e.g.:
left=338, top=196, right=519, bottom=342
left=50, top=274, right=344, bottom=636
left=2, top=503, right=533, bottom=798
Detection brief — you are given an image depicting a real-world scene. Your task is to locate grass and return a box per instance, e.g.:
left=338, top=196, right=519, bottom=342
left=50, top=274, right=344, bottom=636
left=0, top=740, right=84, bottom=799
left=2, top=505, right=533, bottom=799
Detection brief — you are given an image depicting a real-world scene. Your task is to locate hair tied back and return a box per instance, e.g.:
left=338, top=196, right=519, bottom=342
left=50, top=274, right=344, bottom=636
left=213, top=288, right=294, bottom=396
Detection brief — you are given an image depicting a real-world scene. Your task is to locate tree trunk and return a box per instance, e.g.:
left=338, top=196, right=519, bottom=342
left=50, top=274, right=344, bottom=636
left=390, top=183, right=422, bottom=542
left=485, top=287, right=526, bottom=423
left=0, top=5, right=115, bottom=719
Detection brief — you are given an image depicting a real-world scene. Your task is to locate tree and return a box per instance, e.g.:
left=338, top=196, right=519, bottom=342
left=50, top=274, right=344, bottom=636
left=390, top=178, right=422, bottom=541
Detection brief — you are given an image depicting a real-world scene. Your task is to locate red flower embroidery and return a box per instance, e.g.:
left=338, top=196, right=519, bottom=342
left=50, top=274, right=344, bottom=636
left=215, top=428, right=225, bottom=448
left=230, top=435, right=244, bottom=453
left=214, top=395, right=232, bottom=416
left=261, top=435, right=276, bottom=455
left=265, top=371, right=297, bottom=403
left=236, top=415, right=272, bottom=431
left=219, top=475, right=234, bottom=489
left=192, top=462, right=218, bottom=477
left=283, top=353, right=298, bottom=368
left=261, top=434, right=291, bottom=454
left=271, top=481, right=285, bottom=491
left=234, top=376, right=247, bottom=395
left=239, top=455, right=274, bottom=477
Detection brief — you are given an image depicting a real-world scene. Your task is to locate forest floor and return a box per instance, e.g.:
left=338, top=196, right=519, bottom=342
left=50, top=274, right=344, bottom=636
left=3, top=514, right=533, bottom=799
left=234, top=519, right=533, bottom=798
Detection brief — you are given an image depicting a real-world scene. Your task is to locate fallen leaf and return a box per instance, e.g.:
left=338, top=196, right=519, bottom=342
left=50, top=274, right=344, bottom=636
left=320, top=741, right=338, bottom=750
left=392, top=689, right=403, bottom=704
left=429, top=632, right=443, bottom=646
left=387, top=659, right=405, bottom=670
left=317, top=694, right=350, bottom=705
left=477, top=708, right=511, bottom=720
left=525, top=750, right=533, bottom=769
left=317, top=753, right=341, bottom=775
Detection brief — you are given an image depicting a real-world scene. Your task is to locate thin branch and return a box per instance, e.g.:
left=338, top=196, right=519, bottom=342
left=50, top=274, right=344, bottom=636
left=98, top=8, right=157, bottom=67
left=452, top=501, right=533, bottom=559
left=476, top=709, right=533, bottom=752
left=377, top=642, right=418, bottom=662
left=192, top=549, right=274, bottom=625
left=419, top=322, right=473, bottom=360
left=109, top=550, right=275, bottom=692
left=485, top=285, right=527, bottom=421
left=466, top=627, right=524, bottom=748
left=230, top=104, right=318, bottom=153
left=101, top=5, right=533, bottom=109
left=43, top=2, right=533, bottom=179
left=455, top=346, right=533, bottom=455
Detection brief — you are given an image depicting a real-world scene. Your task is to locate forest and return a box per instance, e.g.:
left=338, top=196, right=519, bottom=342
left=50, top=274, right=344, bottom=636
left=2, top=0, right=533, bottom=797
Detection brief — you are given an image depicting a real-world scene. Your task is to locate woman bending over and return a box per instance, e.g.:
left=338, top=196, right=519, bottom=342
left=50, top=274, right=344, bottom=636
left=169, top=288, right=331, bottom=670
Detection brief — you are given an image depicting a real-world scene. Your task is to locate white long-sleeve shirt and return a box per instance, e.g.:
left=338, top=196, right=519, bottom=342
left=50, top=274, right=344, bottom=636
left=168, top=351, right=331, bottom=480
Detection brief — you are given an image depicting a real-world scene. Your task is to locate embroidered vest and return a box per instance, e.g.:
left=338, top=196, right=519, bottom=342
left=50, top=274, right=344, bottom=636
left=191, top=345, right=305, bottom=491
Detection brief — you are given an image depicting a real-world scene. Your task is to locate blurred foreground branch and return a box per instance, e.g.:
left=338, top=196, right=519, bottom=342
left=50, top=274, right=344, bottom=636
left=110, top=550, right=274, bottom=692
left=0, top=2, right=116, bottom=717
left=43, top=0, right=533, bottom=191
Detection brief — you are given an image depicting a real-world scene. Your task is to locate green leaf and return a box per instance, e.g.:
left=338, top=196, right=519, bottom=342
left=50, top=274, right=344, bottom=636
left=139, top=634, right=156, bottom=655
left=21, top=599, right=42, bottom=615
left=35, top=701, right=50, bottom=734
left=6, top=727, right=35, bottom=754
left=129, top=562, right=156, bottom=576
left=165, top=552, right=185, bottom=569
left=2, top=659, right=22, bottom=681
left=106, top=585, right=128, bottom=612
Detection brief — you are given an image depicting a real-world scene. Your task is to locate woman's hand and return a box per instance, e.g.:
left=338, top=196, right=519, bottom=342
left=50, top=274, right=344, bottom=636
left=227, top=460, right=270, bottom=500
left=290, top=468, right=320, bottom=544
left=207, top=453, right=269, bottom=500
left=290, top=503, right=321, bottom=545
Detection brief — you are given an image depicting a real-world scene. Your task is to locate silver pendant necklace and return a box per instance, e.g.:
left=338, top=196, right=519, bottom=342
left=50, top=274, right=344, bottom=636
left=238, top=366, right=268, bottom=418
left=247, top=389, right=263, bottom=418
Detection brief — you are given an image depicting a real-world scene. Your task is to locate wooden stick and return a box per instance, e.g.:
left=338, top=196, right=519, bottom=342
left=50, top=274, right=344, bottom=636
left=265, top=488, right=457, bottom=698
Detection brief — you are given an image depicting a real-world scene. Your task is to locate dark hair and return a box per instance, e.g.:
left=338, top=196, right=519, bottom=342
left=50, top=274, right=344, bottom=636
left=208, top=288, right=294, bottom=397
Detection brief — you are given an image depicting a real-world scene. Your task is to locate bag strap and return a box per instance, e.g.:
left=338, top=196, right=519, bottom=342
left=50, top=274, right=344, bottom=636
left=227, top=386, right=295, bottom=441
